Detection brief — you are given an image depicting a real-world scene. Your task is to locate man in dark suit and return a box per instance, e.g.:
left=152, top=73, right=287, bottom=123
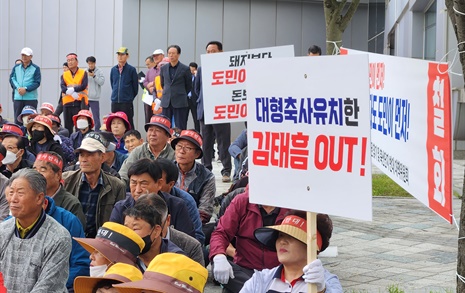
left=160, top=45, right=192, bottom=130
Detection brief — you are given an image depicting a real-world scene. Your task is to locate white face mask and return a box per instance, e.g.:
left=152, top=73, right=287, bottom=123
left=22, top=116, right=29, bottom=125
left=89, top=264, right=108, bottom=277
left=2, top=150, right=18, bottom=165
left=76, top=119, right=89, bottom=130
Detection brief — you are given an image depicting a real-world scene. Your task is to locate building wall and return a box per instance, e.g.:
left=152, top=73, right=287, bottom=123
left=1, top=0, right=368, bottom=133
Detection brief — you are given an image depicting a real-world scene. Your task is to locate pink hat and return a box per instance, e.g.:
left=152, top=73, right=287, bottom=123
left=72, top=110, right=95, bottom=129
left=40, top=102, right=55, bottom=113
left=106, top=111, right=131, bottom=132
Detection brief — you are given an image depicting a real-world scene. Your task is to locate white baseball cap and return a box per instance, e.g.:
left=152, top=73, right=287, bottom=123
left=21, top=47, right=33, bottom=56
left=152, top=49, right=164, bottom=55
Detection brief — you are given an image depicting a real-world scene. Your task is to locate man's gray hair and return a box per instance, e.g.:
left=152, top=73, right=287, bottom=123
left=9, top=168, right=47, bottom=195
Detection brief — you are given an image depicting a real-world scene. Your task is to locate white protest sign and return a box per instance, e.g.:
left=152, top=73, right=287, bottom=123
left=342, top=48, right=453, bottom=223
left=247, top=55, right=372, bottom=221
left=201, top=45, right=294, bottom=124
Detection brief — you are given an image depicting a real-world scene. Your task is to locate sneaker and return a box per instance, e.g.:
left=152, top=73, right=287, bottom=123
left=222, top=175, right=231, bottom=182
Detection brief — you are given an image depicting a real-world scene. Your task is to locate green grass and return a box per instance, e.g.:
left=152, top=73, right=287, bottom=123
left=372, top=174, right=412, bottom=197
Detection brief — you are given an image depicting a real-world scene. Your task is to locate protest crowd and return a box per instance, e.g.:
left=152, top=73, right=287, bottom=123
left=0, top=42, right=343, bottom=293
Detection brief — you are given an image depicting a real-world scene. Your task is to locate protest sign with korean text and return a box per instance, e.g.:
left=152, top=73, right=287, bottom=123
left=201, top=45, right=294, bottom=124
left=247, top=55, right=372, bottom=221
left=341, top=48, right=452, bottom=223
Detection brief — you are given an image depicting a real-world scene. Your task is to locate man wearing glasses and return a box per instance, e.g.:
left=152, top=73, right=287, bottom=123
left=171, top=129, right=215, bottom=225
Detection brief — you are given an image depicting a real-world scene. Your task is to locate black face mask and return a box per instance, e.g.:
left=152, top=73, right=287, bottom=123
left=31, top=130, right=45, bottom=142
left=141, top=228, right=155, bottom=255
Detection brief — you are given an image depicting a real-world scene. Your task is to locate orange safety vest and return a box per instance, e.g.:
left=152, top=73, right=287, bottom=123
left=152, top=75, right=163, bottom=114
left=62, top=69, right=89, bottom=105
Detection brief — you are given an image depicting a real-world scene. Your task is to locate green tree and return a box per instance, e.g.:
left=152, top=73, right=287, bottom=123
left=324, top=0, right=361, bottom=55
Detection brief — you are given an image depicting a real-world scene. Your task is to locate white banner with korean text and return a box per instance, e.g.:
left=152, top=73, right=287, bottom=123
left=201, top=45, right=294, bottom=124
left=246, top=55, right=372, bottom=221
left=341, top=48, right=453, bottom=223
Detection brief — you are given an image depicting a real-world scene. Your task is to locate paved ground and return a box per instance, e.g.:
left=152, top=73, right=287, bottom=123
left=202, top=158, right=465, bottom=293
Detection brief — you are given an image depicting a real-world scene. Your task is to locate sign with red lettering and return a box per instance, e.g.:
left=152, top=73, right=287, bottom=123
left=201, top=45, right=294, bottom=124
left=247, top=54, right=372, bottom=221
left=341, top=48, right=452, bottom=224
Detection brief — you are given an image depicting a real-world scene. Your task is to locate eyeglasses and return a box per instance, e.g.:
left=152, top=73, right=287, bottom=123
left=175, top=144, right=196, bottom=153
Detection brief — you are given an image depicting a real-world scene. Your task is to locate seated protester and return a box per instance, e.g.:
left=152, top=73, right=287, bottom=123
left=157, top=158, right=205, bottom=244
left=100, top=131, right=128, bottom=173
left=119, top=114, right=175, bottom=185
left=39, top=102, right=55, bottom=116
left=48, top=114, right=75, bottom=164
left=16, top=105, right=37, bottom=134
left=43, top=196, right=90, bottom=292
left=210, top=187, right=289, bottom=293
left=171, top=130, right=215, bottom=224
left=49, top=113, right=70, bottom=137
left=123, top=193, right=184, bottom=272
left=70, top=109, right=95, bottom=150
left=114, top=253, right=208, bottom=293
left=0, top=145, right=9, bottom=221
left=1, top=169, right=71, bottom=292
left=0, top=123, right=34, bottom=178
left=26, top=115, right=64, bottom=160
left=106, top=111, right=131, bottom=154
left=74, top=222, right=145, bottom=277
left=122, top=129, right=144, bottom=153
left=241, top=211, right=342, bottom=293
left=229, top=128, right=247, bottom=182
left=62, top=132, right=126, bottom=238
left=33, top=151, right=86, bottom=227
left=146, top=190, right=204, bottom=266
left=74, top=263, right=143, bottom=293
left=110, top=158, right=195, bottom=238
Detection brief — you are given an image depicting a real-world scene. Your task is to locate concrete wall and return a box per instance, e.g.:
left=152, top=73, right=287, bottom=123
left=1, top=0, right=369, bottom=134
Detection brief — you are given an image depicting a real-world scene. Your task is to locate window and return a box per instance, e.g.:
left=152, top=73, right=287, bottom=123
left=424, top=0, right=437, bottom=60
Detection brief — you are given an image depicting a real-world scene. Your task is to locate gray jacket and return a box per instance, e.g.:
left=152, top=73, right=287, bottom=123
left=168, top=227, right=204, bottom=266
left=87, top=67, right=105, bottom=100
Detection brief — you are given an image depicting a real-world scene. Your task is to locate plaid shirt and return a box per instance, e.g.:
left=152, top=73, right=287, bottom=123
left=79, top=173, right=103, bottom=238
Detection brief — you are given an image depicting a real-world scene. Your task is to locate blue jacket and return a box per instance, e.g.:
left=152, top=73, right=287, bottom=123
left=110, top=150, right=128, bottom=172
left=109, top=191, right=196, bottom=239
left=170, top=187, right=205, bottom=244
left=9, top=62, right=41, bottom=101
left=44, top=196, right=90, bottom=291
left=110, top=63, right=139, bottom=103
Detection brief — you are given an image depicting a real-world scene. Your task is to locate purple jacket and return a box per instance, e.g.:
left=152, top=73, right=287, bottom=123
left=209, top=190, right=289, bottom=270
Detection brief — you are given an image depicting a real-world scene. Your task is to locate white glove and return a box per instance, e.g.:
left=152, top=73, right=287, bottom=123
left=139, top=77, right=145, bottom=83
left=66, top=87, right=75, bottom=95
left=213, top=254, right=234, bottom=284
left=154, top=98, right=162, bottom=111
left=53, top=134, right=62, bottom=144
left=303, top=259, right=325, bottom=292
left=71, top=92, right=79, bottom=99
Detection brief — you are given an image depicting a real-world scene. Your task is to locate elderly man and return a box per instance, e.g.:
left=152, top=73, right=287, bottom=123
left=62, top=132, right=125, bottom=238
left=0, top=169, right=71, bottom=292
left=142, top=50, right=164, bottom=123
left=119, top=114, right=175, bottom=185
left=33, top=151, right=86, bottom=228
left=110, top=158, right=195, bottom=238
left=171, top=129, right=215, bottom=224
left=9, top=47, right=41, bottom=126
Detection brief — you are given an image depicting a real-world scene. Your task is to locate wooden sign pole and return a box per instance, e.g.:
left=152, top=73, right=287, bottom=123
left=307, top=211, right=317, bottom=293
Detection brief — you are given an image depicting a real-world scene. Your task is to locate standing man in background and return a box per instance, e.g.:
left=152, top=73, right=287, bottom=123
left=160, top=45, right=192, bottom=130
left=61, top=53, right=89, bottom=135
left=110, top=47, right=139, bottom=130
left=195, top=41, right=232, bottom=183
left=10, top=48, right=41, bottom=126
left=188, top=62, right=200, bottom=132
left=86, top=56, right=105, bottom=130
